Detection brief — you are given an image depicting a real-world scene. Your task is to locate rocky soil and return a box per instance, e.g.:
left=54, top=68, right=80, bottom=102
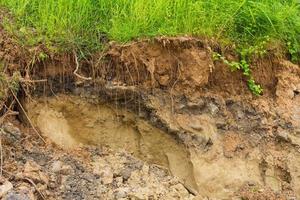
left=1, top=120, right=197, bottom=200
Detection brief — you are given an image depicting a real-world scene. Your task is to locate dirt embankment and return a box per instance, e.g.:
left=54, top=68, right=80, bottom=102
left=1, top=15, right=300, bottom=200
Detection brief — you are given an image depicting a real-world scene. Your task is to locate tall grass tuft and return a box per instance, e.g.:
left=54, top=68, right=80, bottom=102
left=0, top=0, right=299, bottom=55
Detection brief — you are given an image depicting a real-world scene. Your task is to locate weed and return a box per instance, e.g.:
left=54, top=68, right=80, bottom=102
left=213, top=51, right=263, bottom=96
left=248, top=78, right=263, bottom=96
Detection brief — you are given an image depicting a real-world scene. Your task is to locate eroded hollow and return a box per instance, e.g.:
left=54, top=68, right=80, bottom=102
left=25, top=94, right=198, bottom=192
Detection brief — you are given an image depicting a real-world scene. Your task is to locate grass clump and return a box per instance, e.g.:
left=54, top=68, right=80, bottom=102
left=0, top=0, right=299, bottom=54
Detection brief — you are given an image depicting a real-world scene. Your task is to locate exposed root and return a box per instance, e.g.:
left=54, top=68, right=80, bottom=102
left=0, top=100, right=18, bottom=125
left=9, top=89, right=46, bottom=144
left=0, top=134, right=2, bottom=176
left=23, top=178, right=46, bottom=200
left=73, top=51, right=92, bottom=81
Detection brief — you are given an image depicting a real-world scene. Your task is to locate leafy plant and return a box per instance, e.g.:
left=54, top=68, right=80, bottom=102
left=213, top=52, right=263, bottom=96
left=248, top=78, right=263, bottom=96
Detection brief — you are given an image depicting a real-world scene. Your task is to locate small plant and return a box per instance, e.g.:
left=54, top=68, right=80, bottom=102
left=213, top=52, right=263, bottom=96
left=248, top=78, right=263, bottom=96
left=287, top=40, right=300, bottom=63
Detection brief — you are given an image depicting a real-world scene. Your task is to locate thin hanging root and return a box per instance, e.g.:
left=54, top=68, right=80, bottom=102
left=9, top=88, right=46, bottom=144
left=73, top=51, right=92, bottom=81
left=0, top=136, right=2, bottom=177
left=170, top=56, right=182, bottom=115
left=21, top=78, right=47, bottom=83
left=0, top=100, right=18, bottom=125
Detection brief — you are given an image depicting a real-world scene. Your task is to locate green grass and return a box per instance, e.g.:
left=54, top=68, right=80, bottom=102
left=0, top=0, right=300, bottom=56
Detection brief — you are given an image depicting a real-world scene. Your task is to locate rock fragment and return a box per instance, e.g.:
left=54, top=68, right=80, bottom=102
left=0, top=181, right=13, bottom=198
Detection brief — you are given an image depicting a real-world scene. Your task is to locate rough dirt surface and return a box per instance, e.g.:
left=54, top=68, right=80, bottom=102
left=0, top=120, right=195, bottom=200
left=1, top=13, right=300, bottom=200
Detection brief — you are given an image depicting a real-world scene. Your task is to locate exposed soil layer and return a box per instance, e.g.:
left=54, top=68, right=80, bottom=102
left=25, top=95, right=197, bottom=193
left=1, top=19, right=300, bottom=200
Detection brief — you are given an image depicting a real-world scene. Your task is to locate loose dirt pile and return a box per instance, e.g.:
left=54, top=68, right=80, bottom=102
left=1, top=120, right=195, bottom=200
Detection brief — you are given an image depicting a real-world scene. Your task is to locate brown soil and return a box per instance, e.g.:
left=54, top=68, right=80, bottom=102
left=1, top=13, right=300, bottom=200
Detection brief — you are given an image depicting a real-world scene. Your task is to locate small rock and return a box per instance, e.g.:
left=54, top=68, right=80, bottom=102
left=189, top=123, right=203, bottom=131
left=82, top=173, right=95, bottom=183
left=51, top=161, right=63, bottom=173
left=120, top=168, right=133, bottom=181
left=60, top=165, right=73, bottom=175
left=51, top=161, right=73, bottom=175
left=289, top=134, right=300, bottom=147
left=38, top=171, right=49, bottom=185
left=236, top=110, right=245, bottom=119
left=247, top=181, right=257, bottom=187
left=115, top=177, right=123, bottom=187
left=265, top=169, right=281, bottom=192
left=0, top=181, right=13, bottom=198
left=158, top=75, right=170, bottom=86
left=114, top=188, right=129, bottom=199
left=102, top=167, right=114, bottom=185
left=5, top=185, right=35, bottom=200
left=208, top=102, right=219, bottom=115
left=3, top=123, right=22, bottom=139
left=141, top=164, right=149, bottom=175
left=276, top=131, right=290, bottom=142
left=3, top=192, right=31, bottom=200
left=24, top=161, right=41, bottom=173
left=1, top=123, right=22, bottom=144
left=170, top=184, right=190, bottom=199
left=93, top=159, right=114, bottom=185
left=187, top=100, right=205, bottom=109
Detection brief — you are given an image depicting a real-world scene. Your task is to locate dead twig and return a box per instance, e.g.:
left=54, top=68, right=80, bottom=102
left=9, top=88, right=46, bottom=144
left=73, top=50, right=92, bottom=81
left=24, top=178, right=46, bottom=200
left=20, top=78, right=47, bottom=83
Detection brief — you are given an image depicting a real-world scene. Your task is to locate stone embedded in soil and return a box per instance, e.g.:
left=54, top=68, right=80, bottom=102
left=3, top=122, right=21, bottom=138
left=93, top=159, right=114, bottom=185
left=51, top=161, right=63, bottom=173
left=175, top=114, right=217, bottom=146
left=24, top=161, right=41, bottom=173
left=4, top=191, right=33, bottom=200
left=0, top=181, right=13, bottom=198
left=51, top=161, right=73, bottom=175
left=114, top=188, right=129, bottom=199
left=21, top=161, right=49, bottom=185
left=276, top=130, right=290, bottom=142
left=265, top=169, right=281, bottom=192
left=1, top=122, right=22, bottom=144
left=288, top=134, right=300, bottom=147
